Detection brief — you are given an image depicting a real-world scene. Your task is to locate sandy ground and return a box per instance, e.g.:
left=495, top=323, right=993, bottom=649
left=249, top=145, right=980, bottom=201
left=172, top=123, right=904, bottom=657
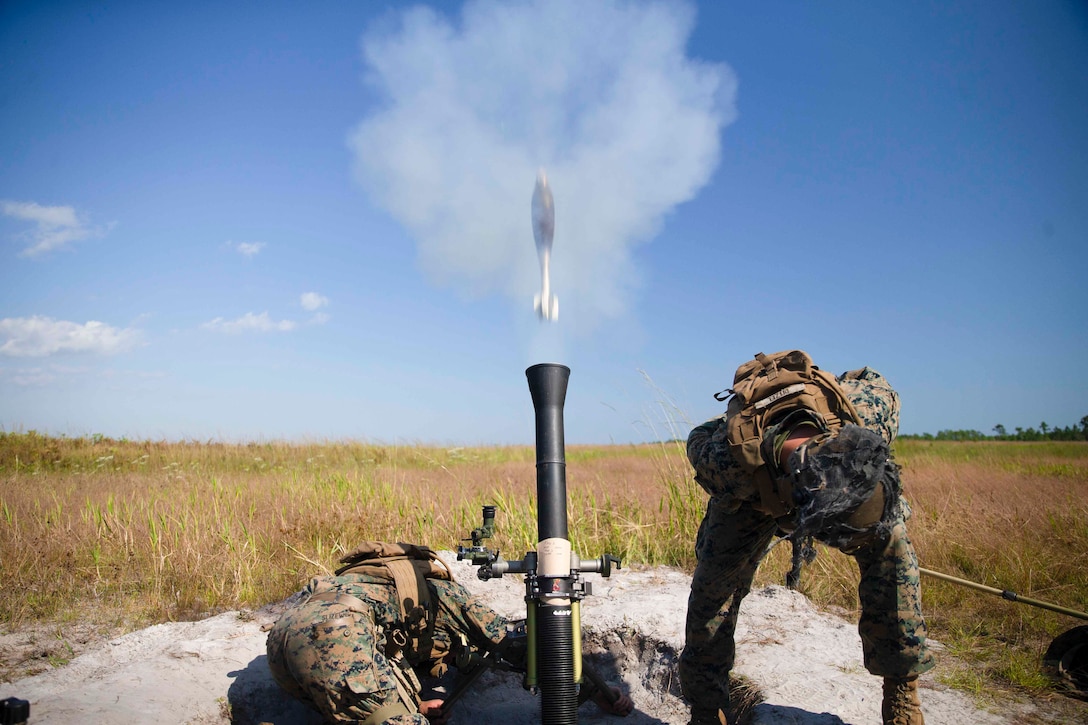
left=1, top=554, right=1081, bottom=724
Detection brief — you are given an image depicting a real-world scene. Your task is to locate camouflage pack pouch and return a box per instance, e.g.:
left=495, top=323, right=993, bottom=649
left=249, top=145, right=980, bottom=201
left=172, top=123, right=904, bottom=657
left=719, top=350, right=861, bottom=518
left=293, top=592, right=384, bottom=695
left=335, top=541, right=455, bottom=664
left=305, top=588, right=423, bottom=718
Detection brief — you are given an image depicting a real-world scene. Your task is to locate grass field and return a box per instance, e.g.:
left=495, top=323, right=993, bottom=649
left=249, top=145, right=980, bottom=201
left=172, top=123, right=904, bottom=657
left=1, top=431, right=1085, bottom=703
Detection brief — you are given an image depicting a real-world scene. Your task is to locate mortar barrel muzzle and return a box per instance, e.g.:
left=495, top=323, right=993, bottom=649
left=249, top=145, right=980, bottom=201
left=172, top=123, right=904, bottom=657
left=526, top=363, right=570, bottom=543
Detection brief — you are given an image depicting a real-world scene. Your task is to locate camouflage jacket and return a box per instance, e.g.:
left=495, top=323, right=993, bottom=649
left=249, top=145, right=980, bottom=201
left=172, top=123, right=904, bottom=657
left=301, top=573, right=509, bottom=670
left=266, top=571, right=512, bottom=719
left=688, top=366, right=900, bottom=512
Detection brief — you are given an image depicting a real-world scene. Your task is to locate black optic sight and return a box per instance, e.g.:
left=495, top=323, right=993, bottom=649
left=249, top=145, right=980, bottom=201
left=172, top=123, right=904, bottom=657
left=457, top=505, right=499, bottom=566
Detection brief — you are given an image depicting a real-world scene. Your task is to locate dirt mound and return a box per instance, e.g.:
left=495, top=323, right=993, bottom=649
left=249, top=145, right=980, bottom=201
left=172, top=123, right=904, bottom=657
left=0, top=556, right=1073, bottom=724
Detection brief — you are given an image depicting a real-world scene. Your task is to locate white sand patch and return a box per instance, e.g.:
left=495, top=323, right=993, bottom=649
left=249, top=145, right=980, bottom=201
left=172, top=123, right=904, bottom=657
left=0, top=555, right=1065, bottom=724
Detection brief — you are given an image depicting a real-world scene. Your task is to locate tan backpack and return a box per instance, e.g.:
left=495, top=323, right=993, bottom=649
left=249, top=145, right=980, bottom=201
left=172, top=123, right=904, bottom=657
left=333, top=541, right=454, bottom=662
left=720, top=350, right=861, bottom=519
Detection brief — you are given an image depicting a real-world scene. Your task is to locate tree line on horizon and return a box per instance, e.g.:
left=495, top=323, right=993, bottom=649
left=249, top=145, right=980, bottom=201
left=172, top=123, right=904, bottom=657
left=900, top=416, right=1088, bottom=442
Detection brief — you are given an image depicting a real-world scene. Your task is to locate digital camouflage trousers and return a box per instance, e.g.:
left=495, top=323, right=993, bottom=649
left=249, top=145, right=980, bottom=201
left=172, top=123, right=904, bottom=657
left=267, top=574, right=510, bottom=725
left=678, top=498, right=934, bottom=715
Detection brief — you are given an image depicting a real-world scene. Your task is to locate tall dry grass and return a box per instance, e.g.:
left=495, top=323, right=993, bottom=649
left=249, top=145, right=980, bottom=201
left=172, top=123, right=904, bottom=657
left=1, top=431, right=1085, bottom=699
left=0, top=432, right=699, bottom=628
left=893, top=440, right=1088, bottom=694
left=751, top=439, right=1088, bottom=695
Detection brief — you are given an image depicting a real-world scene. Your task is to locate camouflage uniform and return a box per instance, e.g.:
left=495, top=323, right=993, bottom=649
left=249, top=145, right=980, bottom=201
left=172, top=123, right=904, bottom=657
left=679, top=367, right=934, bottom=720
left=267, top=573, right=509, bottom=724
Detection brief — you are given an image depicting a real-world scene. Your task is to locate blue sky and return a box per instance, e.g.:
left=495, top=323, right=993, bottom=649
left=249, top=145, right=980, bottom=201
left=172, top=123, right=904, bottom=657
left=1, top=0, right=1085, bottom=445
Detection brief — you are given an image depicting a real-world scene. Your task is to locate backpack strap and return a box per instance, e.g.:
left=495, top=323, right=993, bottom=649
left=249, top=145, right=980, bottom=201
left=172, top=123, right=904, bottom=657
left=334, top=542, right=454, bottom=660
left=754, top=351, right=778, bottom=380
left=362, top=703, right=413, bottom=725
left=721, top=351, right=864, bottom=519
left=385, top=558, right=432, bottom=627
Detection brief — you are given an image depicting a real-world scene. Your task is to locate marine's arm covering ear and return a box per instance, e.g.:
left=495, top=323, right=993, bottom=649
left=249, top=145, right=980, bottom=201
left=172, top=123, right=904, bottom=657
left=787, top=424, right=902, bottom=549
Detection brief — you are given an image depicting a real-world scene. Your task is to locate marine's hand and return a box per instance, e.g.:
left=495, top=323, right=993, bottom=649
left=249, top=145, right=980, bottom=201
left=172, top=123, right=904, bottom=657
left=420, top=698, right=449, bottom=724
left=594, top=687, right=634, bottom=717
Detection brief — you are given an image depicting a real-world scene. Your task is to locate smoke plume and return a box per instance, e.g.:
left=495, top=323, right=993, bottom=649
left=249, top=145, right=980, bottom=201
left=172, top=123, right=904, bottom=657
left=349, top=0, right=736, bottom=330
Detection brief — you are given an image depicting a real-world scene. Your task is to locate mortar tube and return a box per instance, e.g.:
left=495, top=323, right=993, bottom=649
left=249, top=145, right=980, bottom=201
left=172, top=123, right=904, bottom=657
left=526, top=363, right=578, bottom=725
left=527, top=363, right=569, bottom=543
left=527, top=363, right=573, bottom=605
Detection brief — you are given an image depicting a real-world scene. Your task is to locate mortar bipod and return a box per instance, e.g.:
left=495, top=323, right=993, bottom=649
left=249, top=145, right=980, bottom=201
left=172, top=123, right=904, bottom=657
left=455, top=505, right=621, bottom=717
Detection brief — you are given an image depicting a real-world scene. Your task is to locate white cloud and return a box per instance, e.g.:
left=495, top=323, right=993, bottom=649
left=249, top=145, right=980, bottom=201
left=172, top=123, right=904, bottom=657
left=0, top=316, right=140, bottom=357
left=350, top=0, right=736, bottom=329
left=300, top=292, right=330, bottom=311
left=201, top=312, right=297, bottom=334
left=234, top=241, right=265, bottom=257
left=308, top=312, right=330, bottom=326
left=1, top=200, right=107, bottom=256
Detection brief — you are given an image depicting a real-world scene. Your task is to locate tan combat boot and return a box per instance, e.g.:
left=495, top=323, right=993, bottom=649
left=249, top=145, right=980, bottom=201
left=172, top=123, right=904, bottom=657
left=882, top=676, right=924, bottom=725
